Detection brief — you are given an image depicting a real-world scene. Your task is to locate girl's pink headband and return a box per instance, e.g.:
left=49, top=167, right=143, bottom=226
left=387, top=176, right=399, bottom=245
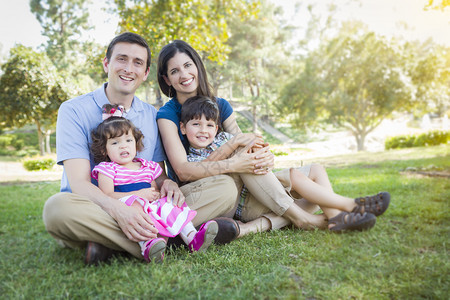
left=102, top=105, right=124, bottom=120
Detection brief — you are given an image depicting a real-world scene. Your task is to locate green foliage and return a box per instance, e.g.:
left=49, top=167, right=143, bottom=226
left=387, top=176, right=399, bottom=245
left=22, top=158, right=55, bottom=171
left=0, top=135, right=13, bottom=148
left=30, top=0, right=93, bottom=72
left=277, top=21, right=445, bottom=151
left=385, top=130, right=450, bottom=150
left=1, top=146, right=449, bottom=299
left=0, top=135, right=24, bottom=150
left=0, top=45, right=68, bottom=155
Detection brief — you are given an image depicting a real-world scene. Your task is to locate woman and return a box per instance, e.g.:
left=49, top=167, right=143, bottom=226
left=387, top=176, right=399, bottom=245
left=156, top=40, right=381, bottom=237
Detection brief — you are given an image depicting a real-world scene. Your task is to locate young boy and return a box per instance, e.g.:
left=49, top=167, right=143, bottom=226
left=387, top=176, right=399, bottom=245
left=180, top=95, right=390, bottom=233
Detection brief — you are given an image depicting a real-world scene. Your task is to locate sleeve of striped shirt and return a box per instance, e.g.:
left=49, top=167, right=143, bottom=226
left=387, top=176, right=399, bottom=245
left=91, top=162, right=116, bottom=181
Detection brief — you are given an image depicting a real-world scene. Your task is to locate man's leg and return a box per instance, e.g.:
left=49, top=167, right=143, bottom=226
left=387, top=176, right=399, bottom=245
left=180, top=175, right=239, bottom=244
left=180, top=175, right=238, bottom=226
left=43, top=192, right=141, bottom=258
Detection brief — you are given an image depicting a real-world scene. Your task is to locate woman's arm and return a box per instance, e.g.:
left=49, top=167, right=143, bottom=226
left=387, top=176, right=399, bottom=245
left=158, top=118, right=259, bottom=182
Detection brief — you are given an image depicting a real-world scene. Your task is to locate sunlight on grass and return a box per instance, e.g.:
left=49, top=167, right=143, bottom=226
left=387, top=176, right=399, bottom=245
left=0, top=145, right=448, bottom=299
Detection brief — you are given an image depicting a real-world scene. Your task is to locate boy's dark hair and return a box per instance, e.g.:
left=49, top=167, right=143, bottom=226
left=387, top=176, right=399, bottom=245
left=180, top=96, right=220, bottom=126
left=106, top=32, right=151, bottom=70
left=91, top=105, right=144, bottom=164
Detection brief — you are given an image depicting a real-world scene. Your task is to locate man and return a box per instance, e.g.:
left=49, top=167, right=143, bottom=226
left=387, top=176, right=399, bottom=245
left=43, top=32, right=239, bottom=265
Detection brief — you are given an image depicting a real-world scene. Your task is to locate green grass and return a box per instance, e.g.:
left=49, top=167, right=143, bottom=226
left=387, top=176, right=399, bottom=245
left=1, top=146, right=449, bottom=299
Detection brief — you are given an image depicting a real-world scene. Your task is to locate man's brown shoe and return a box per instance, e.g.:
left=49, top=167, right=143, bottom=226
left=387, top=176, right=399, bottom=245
left=84, top=241, right=121, bottom=266
left=212, top=217, right=240, bottom=245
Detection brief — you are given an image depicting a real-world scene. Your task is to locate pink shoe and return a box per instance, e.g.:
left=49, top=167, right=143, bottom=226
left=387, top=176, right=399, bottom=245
left=189, top=220, right=218, bottom=252
left=142, top=238, right=166, bottom=263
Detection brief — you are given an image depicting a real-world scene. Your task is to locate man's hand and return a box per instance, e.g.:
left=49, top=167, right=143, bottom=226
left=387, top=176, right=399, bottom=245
left=160, top=179, right=185, bottom=207
left=111, top=201, right=158, bottom=242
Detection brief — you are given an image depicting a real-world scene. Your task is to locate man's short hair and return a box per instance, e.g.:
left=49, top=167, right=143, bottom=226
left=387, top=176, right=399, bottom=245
left=106, top=32, right=151, bottom=70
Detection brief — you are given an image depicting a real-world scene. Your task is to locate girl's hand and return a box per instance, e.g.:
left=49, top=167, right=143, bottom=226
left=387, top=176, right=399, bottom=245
left=134, top=187, right=161, bottom=202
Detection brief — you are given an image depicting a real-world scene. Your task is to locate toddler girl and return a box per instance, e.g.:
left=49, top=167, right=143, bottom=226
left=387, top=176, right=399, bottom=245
left=90, top=104, right=218, bottom=263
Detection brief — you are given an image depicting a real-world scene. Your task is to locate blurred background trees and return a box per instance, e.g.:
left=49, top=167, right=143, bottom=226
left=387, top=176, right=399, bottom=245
left=1, top=0, right=449, bottom=153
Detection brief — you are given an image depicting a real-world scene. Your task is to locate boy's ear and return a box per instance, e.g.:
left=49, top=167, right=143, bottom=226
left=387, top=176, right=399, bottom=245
left=180, top=122, right=186, bottom=135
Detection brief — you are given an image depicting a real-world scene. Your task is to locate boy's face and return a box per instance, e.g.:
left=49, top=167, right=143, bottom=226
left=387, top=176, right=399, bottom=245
left=180, top=115, right=218, bottom=149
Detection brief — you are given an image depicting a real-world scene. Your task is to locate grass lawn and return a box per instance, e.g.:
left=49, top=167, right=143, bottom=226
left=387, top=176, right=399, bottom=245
left=1, top=145, right=449, bottom=299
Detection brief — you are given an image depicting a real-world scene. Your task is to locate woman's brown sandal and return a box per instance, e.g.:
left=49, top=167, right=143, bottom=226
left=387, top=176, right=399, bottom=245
left=353, top=192, right=390, bottom=217
left=329, top=211, right=376, bottom=233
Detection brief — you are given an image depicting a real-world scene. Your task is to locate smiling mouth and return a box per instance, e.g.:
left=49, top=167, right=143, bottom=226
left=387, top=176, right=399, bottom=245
left=181, top=78, right=194, bottom=86
left=119, top=75, right=133, bottom=82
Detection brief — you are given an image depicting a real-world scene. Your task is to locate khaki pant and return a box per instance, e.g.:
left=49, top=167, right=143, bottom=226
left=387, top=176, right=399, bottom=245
left=235, top=166, right=320, bottom=225
left=43, top=175, right=238, bottom=258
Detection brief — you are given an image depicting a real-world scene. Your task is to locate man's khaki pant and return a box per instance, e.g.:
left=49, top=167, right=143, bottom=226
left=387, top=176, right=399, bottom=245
left=43, top=175, right=238, bottom=258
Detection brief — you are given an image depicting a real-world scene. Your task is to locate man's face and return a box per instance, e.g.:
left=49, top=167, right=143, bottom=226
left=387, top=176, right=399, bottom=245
left=103, top=42, right=149, bottom=97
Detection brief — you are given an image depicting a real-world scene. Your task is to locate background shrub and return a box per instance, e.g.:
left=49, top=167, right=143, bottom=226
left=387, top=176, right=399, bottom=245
left=23, top=158, right=55, bottom=171
left=385, top=130, right=449, bottom=150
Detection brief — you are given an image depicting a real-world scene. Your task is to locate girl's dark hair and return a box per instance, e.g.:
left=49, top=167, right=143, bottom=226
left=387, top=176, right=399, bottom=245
left=180, top=96, right=220, bottom=126
left=91, top=105, right=144, bottom=164
left=157, top=40, right=214, bottom=99
left=106, top=32, right=151, bottom=70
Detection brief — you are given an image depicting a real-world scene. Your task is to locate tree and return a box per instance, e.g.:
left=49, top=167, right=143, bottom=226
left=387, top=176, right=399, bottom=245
left=30, top=0, right=93, bottom=72
left=111, top=0, right=259, bottom=104
left=425, top=0, right=450, bottom=10
left=0, top=45, right=68, bottom=155
left=278, top=23, right=416, bottom=151
left=225, top=0, right=293, bottom=132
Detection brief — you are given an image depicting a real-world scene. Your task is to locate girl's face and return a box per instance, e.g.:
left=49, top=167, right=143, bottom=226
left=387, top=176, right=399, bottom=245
left=105, top=130, right=137, bottom=166
left=164, top=52, right=199, bottom=103
left=180, top=114, right=218, bottom=149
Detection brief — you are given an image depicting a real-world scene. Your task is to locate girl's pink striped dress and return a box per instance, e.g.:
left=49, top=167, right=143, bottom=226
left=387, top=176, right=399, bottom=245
left=91, top=158, right=197, bottom=237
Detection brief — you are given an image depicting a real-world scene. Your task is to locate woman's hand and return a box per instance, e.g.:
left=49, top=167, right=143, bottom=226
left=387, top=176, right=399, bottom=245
left=252, top=144, right=275, bottom=174
left=230, top=142, right=274, bottom=174
left=232, top=133, right=265, bottom=149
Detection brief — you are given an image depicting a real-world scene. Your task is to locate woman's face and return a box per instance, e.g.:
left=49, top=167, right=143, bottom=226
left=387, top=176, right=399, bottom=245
left=164, top=52, right=199, bottom=103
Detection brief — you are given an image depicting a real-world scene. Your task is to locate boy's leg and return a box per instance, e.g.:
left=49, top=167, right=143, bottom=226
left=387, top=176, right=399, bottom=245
left=43, top=192, right=142, bottom=258
left=240, top=168, right=325, bottom=230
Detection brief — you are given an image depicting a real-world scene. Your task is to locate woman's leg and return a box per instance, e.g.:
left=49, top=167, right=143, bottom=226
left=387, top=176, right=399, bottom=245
left=290, top=167, right=357, bottom=219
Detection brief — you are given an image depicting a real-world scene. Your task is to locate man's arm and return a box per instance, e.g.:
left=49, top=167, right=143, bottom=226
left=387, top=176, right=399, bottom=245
left=64, top=158, right=157, bottom=242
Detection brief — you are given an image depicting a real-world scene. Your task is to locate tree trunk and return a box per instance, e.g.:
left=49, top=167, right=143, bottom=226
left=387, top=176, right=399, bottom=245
left=252, top=104, right=258, bottom=133
left=355, top=132, right=366, bottom=151
left=35, top=120, right=45, bottom=156
left=45, top=129, right=52, bottom=154
left=154, top=88, right=163, bottom=109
